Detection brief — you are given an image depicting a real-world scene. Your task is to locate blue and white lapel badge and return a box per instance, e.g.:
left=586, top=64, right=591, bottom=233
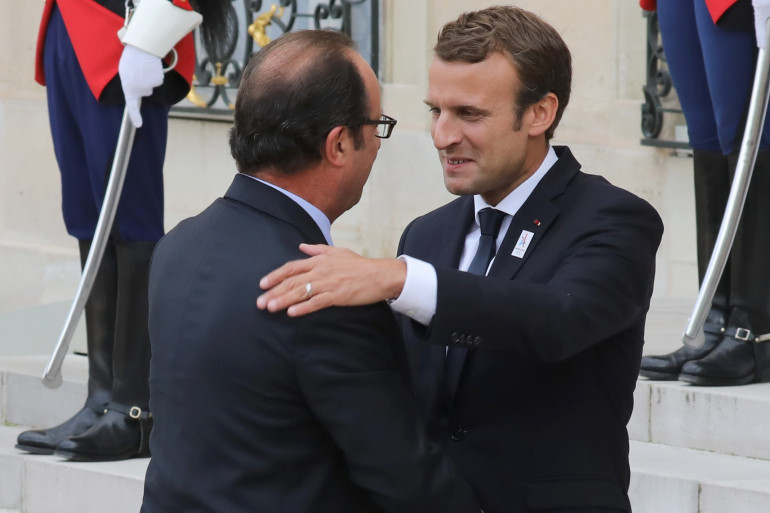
left=512, top=230, right=534, bottom=259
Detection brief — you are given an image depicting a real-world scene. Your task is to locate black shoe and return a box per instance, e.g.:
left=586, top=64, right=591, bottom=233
left=15, top=405, right=103, bottom=455
left=679, top=325, right=770, bottom=386
left=54, top=403, right=152, bottom=462
left=639, top=317, right=724, bottom=380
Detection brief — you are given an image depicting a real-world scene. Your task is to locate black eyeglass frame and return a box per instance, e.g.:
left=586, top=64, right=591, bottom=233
left=360, top=114, right=397, bottom=139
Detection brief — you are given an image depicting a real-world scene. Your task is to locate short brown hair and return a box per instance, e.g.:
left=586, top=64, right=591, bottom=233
left=434, top=6, right=571, bottom=140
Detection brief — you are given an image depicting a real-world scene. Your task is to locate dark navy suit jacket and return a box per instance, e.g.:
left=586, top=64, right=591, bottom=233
left=141, top=174, right=479, bottom=513
left=398, top=146, right=664, bottom=513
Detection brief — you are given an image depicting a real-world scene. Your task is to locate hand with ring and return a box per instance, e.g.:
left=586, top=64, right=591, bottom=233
left=256, top=244, right=407, bottom=317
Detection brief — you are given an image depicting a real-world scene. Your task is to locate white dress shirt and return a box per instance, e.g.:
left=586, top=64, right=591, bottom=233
left=243, top=174, right=334, bottom=246
left=390, top=146, right=558, bottom=325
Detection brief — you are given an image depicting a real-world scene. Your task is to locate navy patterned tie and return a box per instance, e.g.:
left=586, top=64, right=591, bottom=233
left=446, top=208, right=507, bottom=404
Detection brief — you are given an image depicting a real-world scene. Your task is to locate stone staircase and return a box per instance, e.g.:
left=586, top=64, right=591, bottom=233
left=1, top=299, right=770, bottom=512
left=629, top=298, right=770, bottom=513
left=0, top=355, right=146, bottom=513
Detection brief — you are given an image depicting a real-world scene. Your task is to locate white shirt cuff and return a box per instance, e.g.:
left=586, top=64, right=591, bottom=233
left=388, top=255, right=437, bottom=326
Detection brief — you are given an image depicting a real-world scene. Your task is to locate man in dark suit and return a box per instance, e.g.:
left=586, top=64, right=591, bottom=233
left=140, top=30, right=479, bottom=513
left=257, top=6, right=664, bottom=513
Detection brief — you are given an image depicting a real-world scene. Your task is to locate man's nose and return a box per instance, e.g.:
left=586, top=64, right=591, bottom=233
left=431, top=115, right=461, bottom=149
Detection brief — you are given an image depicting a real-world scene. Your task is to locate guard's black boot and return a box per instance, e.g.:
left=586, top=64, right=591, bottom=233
left=639, top=149, right=730, bottom=380
left=680, top=308, right=770, bottom=385
left=56, top=241, right=155, bottom=461
left=16, top=240, right=117, bottom=454
left=680, top=151, right=770, bottom=386
left=54, top=406, right=153, bottom=462
left=640, top=307, right=725, bottom=380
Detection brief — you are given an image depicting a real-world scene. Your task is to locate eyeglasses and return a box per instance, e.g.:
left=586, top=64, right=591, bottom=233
left=360, top=114, right=397, bottom=139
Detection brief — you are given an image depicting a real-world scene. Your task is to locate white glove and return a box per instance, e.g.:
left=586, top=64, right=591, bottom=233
left=118, top=44, right=163, bottom=127
left=753, top=0, right=770, bottom=48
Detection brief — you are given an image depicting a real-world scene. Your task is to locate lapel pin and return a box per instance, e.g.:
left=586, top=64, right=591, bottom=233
left=512, top=230, right=534, bottom=258
left=534, top=219, right=541, bottom=226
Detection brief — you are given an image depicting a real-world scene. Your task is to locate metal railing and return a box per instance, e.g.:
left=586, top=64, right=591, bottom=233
left=640, top=10, right=691, bottom=151
left=171, top=0, right=378, bottom=121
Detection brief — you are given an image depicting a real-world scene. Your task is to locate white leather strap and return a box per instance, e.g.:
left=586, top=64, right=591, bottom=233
left=121, top=0, right=202, bottom=58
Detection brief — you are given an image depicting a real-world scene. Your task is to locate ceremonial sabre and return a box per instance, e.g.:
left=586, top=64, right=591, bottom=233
left=42, top=106, right=138, bottom=388
left=683, top=24, right=770, bottom=348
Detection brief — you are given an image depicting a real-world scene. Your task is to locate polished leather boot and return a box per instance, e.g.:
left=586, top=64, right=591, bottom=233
left=15, top=405, right=103, bottom=455
left=54, top=405, right=152, bottom=461
left=16, top=240, right=117, bottom=454
left=639, top=308, right=725, bottom=380
left=56, top=241, right=155, bottom=461
left=680, top=309, right=770, bottom=385
left=639, top=149, right=731, bottom=381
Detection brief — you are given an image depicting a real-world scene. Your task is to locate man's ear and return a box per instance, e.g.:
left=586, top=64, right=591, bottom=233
left=324, top=126, right=349, bottom=167
left=527, top=92, right=558, bottom=137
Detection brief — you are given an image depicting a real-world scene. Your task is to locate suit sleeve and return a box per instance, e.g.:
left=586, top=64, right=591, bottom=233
left=293, top=304, right=479, bottom=513
left=421, top=191, right=664, bottom=363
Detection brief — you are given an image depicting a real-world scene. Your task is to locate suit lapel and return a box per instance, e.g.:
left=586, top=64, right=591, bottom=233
left=223, top=173, right=328, bottom=245
left=488, top=192, right=557, bottom=279
left=490, top=146, right=579, bottom=279
left=447, top=147, right=581, bottom=404
left=438, top=198, right=475, bottom=269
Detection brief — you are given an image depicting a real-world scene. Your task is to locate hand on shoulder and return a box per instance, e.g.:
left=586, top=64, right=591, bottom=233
left=257, top=244, right=407, bottom=316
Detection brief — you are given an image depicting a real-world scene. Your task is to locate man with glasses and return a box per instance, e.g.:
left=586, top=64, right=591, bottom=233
left=140, top=30, right=479, bottom=513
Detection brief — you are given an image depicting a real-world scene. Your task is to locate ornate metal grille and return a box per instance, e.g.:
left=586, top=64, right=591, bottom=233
left=640, top=10, right=691, bottom=150
left=171, top=0, right=378, bottom=121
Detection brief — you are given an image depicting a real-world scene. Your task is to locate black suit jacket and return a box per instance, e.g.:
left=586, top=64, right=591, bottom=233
left=141, top=174, right=478, bottom=513
left=397, top=146, right=664, bottom=513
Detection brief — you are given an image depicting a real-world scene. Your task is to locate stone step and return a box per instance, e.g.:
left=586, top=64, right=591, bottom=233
left=630, top=440, right=770, bottom=513
left=0, top=355, right=86, bottom=429
left=630, top=379, right=770, bottom=461
left=3, top=428, right=770, bottom=513
left=0, top=425, right=146, bottom=513
left=8, top=331, right=770, bottom=462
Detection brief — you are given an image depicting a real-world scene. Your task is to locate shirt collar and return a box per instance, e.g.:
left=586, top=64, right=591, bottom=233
left=243, top=174, right=334, bottom=246
left=473, top=145, right=558, bottom=222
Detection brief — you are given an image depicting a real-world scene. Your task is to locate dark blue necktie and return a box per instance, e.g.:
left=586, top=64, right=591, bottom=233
left=466, top=208, right=507, bottom=276
left=446, top=208, right=507, bottom=404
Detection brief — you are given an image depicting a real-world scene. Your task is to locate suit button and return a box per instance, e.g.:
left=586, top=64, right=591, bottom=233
left=473, top=336, right=482, bottom=345
left=450, top=332, right=460, bottom=343
left=450, top=428, right=468, bottom=441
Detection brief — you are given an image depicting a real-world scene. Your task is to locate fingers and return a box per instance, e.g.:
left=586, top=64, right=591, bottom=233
left=754, top=4, right=770, bottom=48
left=259, top=258, right=314, bottom=291
left=287, top=294, right=331, bottom=317
left=118, top=45, right=164, bottom=127
left=126, top=98, right=144, bottom=127
left=299, top=243, right=335, bottom=256
left=256, top=275, right=310, bottom=312
left=257, top=244, right=372, bottom=316
left=256, top=276, right=333, bottom=316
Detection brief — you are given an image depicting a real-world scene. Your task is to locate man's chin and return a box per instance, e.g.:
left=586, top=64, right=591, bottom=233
left=443, top=181, right=474, bottom=197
